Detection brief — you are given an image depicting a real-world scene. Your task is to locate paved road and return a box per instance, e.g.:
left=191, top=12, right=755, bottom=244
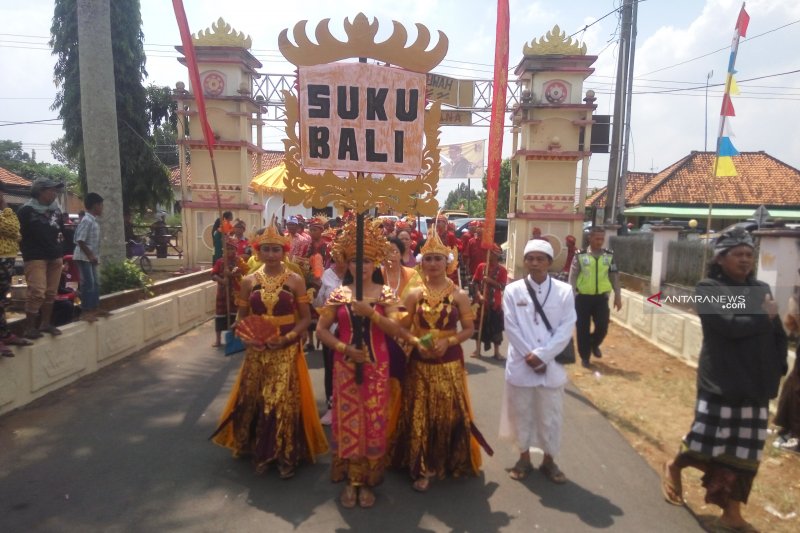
left=0, top=321, right=703, bottom=532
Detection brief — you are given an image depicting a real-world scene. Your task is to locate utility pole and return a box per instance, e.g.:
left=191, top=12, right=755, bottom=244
left=704, top=70, right=714, bottom=151
left=618, top=0, right=638, bottom=220
left=605, top=0, right=634, bottom=224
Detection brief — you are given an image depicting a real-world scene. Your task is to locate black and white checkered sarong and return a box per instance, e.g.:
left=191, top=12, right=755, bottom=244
left=683, top=390, right=768, bottom=467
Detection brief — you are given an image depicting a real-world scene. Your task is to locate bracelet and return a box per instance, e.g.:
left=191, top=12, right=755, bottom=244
left=335, top=341, right=347, bottom=353
left=285, top=331, right=298, bottom=342
left=447, top=336, right=458, bottom=347
left=369, top=309, right=380, bottom=321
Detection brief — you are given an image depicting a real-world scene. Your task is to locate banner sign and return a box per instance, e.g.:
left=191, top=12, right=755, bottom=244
left=425, top=73, right=474, bottom=107
left=439, top=110, right=473, bottom=126
left=299, top=62, right=426, bottom=176
left=440, top=140, right=485, bottom=179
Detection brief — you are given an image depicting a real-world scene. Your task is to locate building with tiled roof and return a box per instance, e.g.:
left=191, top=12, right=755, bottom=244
left=169, top=150, right=284, bottom=188
left=0, top=166, right=33, bottom=206
left=585, top=151, right=800, bottom=222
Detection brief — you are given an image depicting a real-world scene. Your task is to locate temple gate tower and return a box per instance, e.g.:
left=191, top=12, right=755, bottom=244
left=506, top=26, right=598, bottom=278
left=175, top=18, right=265, bottom=265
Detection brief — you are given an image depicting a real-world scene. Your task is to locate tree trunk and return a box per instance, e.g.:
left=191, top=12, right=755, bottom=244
left=77, top=0, right=126, bottom=264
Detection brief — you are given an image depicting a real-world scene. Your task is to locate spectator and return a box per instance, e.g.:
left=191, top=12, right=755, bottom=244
left=568, top=226, right=622, bottom=368
left=662, top=229, right=788, bottom=532
left=500, top=239, right=576, bottom=484
left=60, top=213, right=76, bottom=256
left=472, top=244, right=507, bottom=359
left=556, top=235, right=577, bottom=282
left=773, top=275, right=800, bottom=452
left=211, top=211, right=233, bottom=263
left=231, top=219, right=248, bottom=256
left=0, top=187, right=32, bottom=355
left=73, top=193, right=105, bottom=323
left=18, top=177, right=66, bottom=339
left=149, top=212, right=169, bottom=259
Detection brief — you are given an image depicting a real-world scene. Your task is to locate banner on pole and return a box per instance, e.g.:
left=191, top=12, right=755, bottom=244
left=440, top=140, right=485, bottom=178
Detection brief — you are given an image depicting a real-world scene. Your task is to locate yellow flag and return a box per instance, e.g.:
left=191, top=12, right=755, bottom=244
left=727, top=74, right=740, bottom=96
left=715, top=156, right=737, bottom=177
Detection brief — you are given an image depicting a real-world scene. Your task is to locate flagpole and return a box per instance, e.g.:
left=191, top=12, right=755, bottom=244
left=703, top=2, right=747, bottom=274
left=474, top=248, right=492, bottom=358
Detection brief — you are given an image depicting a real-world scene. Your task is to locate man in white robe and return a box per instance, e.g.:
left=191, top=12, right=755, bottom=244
left=499, top=239, right=576, bottom=483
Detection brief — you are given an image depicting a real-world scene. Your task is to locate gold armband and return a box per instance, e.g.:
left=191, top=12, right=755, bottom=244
left=296, top=294, right=311, bottom=304
left=335, top=341, right=347, bottom=353
left=285, top=331, right=298, bottom=342
left=447, top=336, right=458, bottom=347
left=461, top=310, right=476, bottom=321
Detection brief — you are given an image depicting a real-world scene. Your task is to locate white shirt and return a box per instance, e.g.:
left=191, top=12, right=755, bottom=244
left=313, top=266, right=344, bottom=308
left=502, top=274, right=576, bottom=388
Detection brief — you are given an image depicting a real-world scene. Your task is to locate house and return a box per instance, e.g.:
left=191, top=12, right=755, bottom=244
left=585, top=151, right=800, bottom=229
left=0, top=166, right=82, bottom=213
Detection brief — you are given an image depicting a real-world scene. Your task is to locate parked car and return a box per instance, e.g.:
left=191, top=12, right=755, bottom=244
left=453, top=218, right=509, bottom=245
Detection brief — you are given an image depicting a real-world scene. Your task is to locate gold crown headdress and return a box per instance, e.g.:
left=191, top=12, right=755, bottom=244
left=331, top=218, right=390, bottom=264
left=251, top=223, right=290, bottom=250
left=419, top=225, right=459, bottom=274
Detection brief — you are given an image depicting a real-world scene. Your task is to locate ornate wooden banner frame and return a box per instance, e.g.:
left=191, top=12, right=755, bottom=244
left=278, top=13, right=448, bottom=215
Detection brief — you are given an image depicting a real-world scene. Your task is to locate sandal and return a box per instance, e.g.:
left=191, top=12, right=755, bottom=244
left=1, top=334, right=33, bottom=346
left=278, top=465, right=295, bottom=480
left=539, top=462, right=567, bottom=484
left=39, top=325, right=62, bottom=336
left=340, top=485, right=357, bottom=508
left=358, top=487, right=376, bottom=508
left=661, top=462, right=684, bottom=506
left=23, top=328, right=43, bottom=340
left=412, top=477, right=430, bottom=492
left=0, top=342, right=13, bottom=358
left=507, top=458, right=534, bottom=481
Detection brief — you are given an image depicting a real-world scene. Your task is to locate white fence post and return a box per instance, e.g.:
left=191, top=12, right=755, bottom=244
left=753, top=229, right=800, bottom=318
left=650, top=226, right=682, bottom=296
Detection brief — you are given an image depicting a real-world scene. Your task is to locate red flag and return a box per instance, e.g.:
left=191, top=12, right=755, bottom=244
left=172, top=0, right=216, bottom=153
left=481, top=0, right=509, bottom=249
left=736, top=4, right=750, bottom=37
left=720, top=93, right=736, bottom=116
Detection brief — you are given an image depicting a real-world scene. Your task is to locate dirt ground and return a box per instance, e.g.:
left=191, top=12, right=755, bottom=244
left=567, top=323, right=800, bottom=533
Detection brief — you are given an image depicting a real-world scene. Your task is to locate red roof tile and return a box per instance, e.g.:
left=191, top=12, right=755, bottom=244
left=585, top=171, right=656, bottom=208
left=586, top=151, right=800, bottom=208
left=0, top=166, right=31, bottom=187
left=169, top=150, right=285, bottom=187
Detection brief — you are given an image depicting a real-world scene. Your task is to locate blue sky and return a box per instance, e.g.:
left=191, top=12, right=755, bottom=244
left=1, top=0, right=798, bottom=202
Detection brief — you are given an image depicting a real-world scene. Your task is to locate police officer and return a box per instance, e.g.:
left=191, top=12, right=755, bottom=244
left=568, top=226, right=622, bottom=368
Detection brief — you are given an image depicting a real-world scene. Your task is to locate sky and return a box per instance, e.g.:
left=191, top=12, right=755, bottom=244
left=1, top=0, right=799, bottom=203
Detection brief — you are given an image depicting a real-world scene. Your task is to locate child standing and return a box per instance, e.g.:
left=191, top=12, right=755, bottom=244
left=73, top=193, right=105, bottom=322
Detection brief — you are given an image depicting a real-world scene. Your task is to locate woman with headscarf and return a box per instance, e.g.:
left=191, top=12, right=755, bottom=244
left=662, top=228, right=788, bottom=533
left=211, top=225, right=328, bottom=478
left=392, top=228, right=492, bottom=492
left=315, top=219, right=409, bottom=508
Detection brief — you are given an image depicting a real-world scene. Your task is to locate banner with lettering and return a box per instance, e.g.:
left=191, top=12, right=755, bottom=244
left=298, top=63, right=426, bottom=176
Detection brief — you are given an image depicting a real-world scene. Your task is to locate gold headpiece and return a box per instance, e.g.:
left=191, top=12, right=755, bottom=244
left=419, top=226, right=459, bottom=274
left=251, top=224, right=290, bottom=250
left=331, top=218, right=390, bottom=264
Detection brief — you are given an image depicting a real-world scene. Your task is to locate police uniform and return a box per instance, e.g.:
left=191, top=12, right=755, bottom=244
left=568, top=247, right=619, bottom=366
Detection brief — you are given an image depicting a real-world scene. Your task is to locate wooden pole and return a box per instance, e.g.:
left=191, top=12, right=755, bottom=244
left=474, top=247, right=492, bottom=357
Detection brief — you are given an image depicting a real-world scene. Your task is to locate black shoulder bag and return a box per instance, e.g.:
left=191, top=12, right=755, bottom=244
left=523, top=278, right=575, bottom=365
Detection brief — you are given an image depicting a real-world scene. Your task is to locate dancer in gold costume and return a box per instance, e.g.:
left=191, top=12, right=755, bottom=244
left=392, top=228, right=493, bottom=492
left=211, top=225, right=328, bottom=478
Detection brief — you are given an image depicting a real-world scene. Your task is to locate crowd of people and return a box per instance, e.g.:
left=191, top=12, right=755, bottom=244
left=206, top=213, right=795, bottom=530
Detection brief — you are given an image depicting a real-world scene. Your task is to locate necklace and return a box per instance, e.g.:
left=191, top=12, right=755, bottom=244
left=385, top=265, right=402, bottom=296
left=420, top=279, right=455, bottom=327
left=257, top=266, right=289, bottom=316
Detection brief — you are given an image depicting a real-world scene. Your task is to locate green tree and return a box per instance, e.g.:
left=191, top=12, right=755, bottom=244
left=50, top=0, right=173, bottom=212
left=146, top=84, right=179, bottom=167
left=0, top=140, right=30, bottom=165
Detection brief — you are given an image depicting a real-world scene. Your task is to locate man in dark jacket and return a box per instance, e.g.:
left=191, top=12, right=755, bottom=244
left=661, top=229, right=787, bottom=532
left=18, top=177, right=66, bottom=339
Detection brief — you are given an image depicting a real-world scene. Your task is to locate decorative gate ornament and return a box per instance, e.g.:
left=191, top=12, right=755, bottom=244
left=278, top=13, right=448, bottom=215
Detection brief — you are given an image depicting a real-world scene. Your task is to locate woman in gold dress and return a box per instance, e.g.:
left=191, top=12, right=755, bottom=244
left=316, top=220, right=409, bottom=508
left=392, top=229, right=493, bottom=492
left=211, top=225, right=328, bottom=478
